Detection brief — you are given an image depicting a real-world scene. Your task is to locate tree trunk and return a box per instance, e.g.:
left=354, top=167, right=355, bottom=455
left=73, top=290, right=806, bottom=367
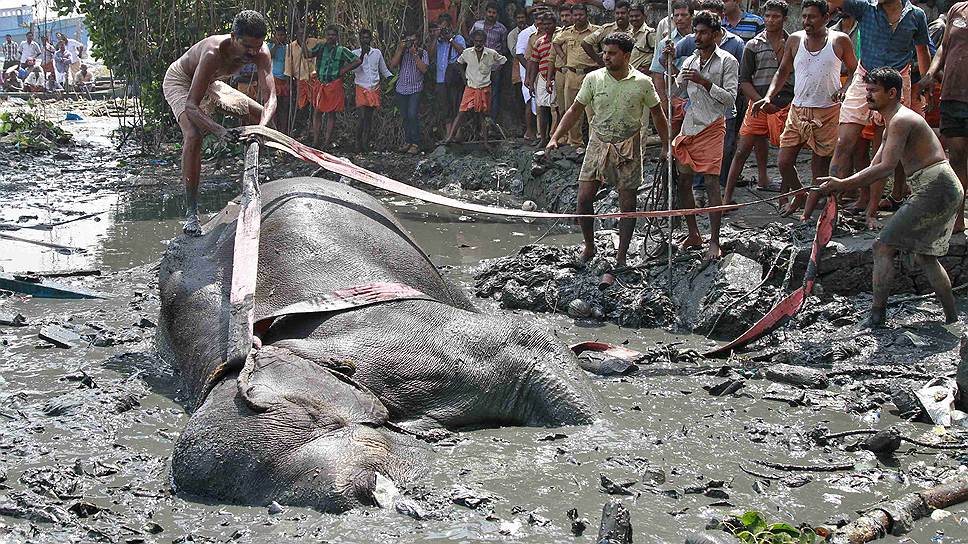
left=832, top=476, right=968, bottom=544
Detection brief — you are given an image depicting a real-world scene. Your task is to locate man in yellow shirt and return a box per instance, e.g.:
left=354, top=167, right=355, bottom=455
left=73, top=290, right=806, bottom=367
left=547, top=32, right=670, bottom=269
left=284, top=25, right=321, bottom=136
left=444, top=30, right=508, bottom=147
left=552, top=3, right=600, bottom=150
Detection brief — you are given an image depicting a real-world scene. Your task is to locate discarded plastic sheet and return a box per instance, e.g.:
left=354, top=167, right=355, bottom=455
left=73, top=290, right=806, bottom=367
left=915, top=377, right=959, bottom=427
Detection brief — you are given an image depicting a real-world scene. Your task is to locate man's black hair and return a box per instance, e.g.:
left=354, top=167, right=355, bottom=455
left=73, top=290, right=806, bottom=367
left=274, top=25, right=286, bottom=33
left=693, top=9, right=722, bottom=31
left=763, top=0, right=789, bottom=16
left=864, top=67, right=904, bottom=97
left=802, top=0, right=829, bottom=15
left=538, top=11, right=557, bottom=23
left=672, top=0, right=694, bottom=13
left=437, top=13, right=453, bottom=23
left=470, top=28, right=487, bottom=40
left=485, top=1, right=500, bottom=12
left=559, top=3, right=573, bottom=10
left=615, top=0, right=632, bottom=10
left=699, top=0, right=725, bottom=13
left=325, top=24, right=341, bottom=34
left=629, top=3, right=646, bottom=14
left=359, top=28, right=372, bottom=36
left=603, top=31, right=635, bottom=53
left=515, top=7, right=529, bottom=17
left=233, top=10, right=268, bottom=39
left=571, top=3, right=588, bottom=13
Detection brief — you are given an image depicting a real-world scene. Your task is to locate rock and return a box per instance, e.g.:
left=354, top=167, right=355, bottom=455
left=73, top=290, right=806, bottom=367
left=394, top=498, right=426, bottom=520
left=578, top=351, right=638, bottom=376
left=568, top=508, right=590, bottom=536
left=67, top=501, right=103, bottom=518
left=568, top=299, right=593, bottom=318
left=688, top=253, right=766, bottom=337
left=764, top=363, right=829, bottom=389
left=600, top=474, right=636, bottom=495
left=597, top=499, right=633, bottom=544
left=892, top=388, right=926, bottom=420
left=372, top=473, right=400, bottom=508
left=143, top=522, right=164, bottom=534
left=451, top=486, right=494, bottom=509
left=862, top=428, right=901, bottom=455
left=762, top=383, right=806, bottom=406
left=521, top=200, right=538, bottom=212
left=0, top=310, right=26, bottom=327
left=38, top=324, right=81, bottom=348
left=705, top=379, right=745, bottom=396
left=528, top=512, right=551, bottom=526
left=267, top=501, right=284, bottom=515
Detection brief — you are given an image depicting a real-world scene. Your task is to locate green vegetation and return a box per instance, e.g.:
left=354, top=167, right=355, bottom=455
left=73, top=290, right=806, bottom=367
left=724, top=511, right=822, bottom=544
left=0, top=110, right=74, bottom=152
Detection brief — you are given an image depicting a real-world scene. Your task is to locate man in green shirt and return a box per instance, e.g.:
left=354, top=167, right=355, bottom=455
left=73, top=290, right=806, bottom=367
left=548, top=32, right=670, bottom=270
left=300, top=25, right=361, bottom=148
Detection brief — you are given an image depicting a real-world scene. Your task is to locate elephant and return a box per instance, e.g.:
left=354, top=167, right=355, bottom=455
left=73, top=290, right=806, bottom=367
left=157, top=176, right=600, bottom=513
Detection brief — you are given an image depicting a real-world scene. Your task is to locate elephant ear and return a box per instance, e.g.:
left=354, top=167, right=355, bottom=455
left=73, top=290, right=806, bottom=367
left=237, top=345, right=389, bottom=427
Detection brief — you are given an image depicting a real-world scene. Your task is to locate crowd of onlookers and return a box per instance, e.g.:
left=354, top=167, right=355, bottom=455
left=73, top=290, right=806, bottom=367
left=1, top=31, right=94, bottom=95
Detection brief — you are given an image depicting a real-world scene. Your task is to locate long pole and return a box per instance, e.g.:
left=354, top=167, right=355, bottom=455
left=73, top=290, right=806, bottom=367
left=666, top=2, right=674, bottom=295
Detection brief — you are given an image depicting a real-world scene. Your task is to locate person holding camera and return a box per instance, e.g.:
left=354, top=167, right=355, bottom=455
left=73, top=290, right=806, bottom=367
left=390, top=30, right=429, bottom=154
left=428, top=14, right=466, bottom=140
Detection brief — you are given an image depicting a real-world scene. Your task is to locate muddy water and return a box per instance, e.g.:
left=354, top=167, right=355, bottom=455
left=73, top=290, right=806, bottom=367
left=1, top=114, right=966, bottom=543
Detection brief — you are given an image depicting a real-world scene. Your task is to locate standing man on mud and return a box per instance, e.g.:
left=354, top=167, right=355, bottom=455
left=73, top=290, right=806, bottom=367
left=819, top=68, right=963, bottom=327
left=814, top=0, right=931, bottom=226
left=351, top=29, right=392, bottom=152
left=553, top=3, right=601, bottom=151
left=751, top=0, right=856, bottom=216
left=162, top=10, right=277, bottom=236
left=300, top=26, right=361, bottom=149
left=2, top=35, right=21, bottom=71
left=920, top=0, right=968, bottom=233
left=547, top=32, right=670, bottom=269
left=472, top=2, right=509, bottom=126
left=666, top=10, right=739, bottom=261
left=269, top=26, right=291, bottom=134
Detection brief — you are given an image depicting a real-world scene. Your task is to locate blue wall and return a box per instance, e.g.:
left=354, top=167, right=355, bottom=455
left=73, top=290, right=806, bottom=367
left=0, top=7, right=88, bottom=45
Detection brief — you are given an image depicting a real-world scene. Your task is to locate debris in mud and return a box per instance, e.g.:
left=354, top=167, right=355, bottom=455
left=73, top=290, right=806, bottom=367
left=450, top=486, right=496, bottom=510
left=597, top=499, right=633, bottom=544
left=567, top=508, right=590, bottom=536
left=763, top=363, right=829, bottom=389
left=599, top=474, right=636, bottom=496
left=267, top=501, right=284, bottom=515
left=38, top=324, right=82, bottom=348
left=475, top=243, right=676, bottom=329
left=0, top=309, right=27, bottom=327
left=0, top=110, right=73, bottom=153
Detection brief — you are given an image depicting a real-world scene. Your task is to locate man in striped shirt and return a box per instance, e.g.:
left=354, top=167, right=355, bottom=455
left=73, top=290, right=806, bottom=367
left=2, top=35, right=20, bottom=71
left=526, top=12, right=558, bottom=146
left=723, top=0, right=766, bottom=41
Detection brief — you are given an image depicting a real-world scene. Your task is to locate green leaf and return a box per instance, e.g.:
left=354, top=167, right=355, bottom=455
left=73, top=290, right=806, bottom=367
left=767, top=523, right=801, bottom=537
left=740, top=511, right=768, bottom=533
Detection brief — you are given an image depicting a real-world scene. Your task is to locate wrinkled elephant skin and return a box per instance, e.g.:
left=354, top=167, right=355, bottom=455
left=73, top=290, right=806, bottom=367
left=158, top=177, right=599, bottom=512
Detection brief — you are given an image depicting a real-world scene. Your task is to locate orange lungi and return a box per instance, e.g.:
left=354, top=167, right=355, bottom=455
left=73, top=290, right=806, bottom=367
left=273, top=76, right=291, bottom=97
left=297, top=76, right=319, bottom=109
left=739, top=101, right=789, bottom=146
left=315, top=79, right=346, bottom=113
left=671, top=96, right=687, bottom=124
left=355, top=84, right=382, bottom=108
left=460, top=86, right=491, bottom=113
left=673, top=117, right=726, bottom=175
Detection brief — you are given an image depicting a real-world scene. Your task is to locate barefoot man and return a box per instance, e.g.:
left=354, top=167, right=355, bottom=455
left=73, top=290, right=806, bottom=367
left=547, top=32, right=670, bottom=269
left=163, top=10, right=277, bottom=235
left=752, top=0, right=856, bottom=219
left=819, top=68, right=963, bottom=327
left=666, top=10, right=739, bottom=261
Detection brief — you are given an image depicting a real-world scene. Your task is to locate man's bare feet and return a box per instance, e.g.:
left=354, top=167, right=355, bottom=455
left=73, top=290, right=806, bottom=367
left=780, top=196, right=805, bottom=217
left=865, top=214, right=881, bottom=231
left=580, top=246, right=597, bottom=263
left=705, top=241, right=723, bottom=262
left=183, top=213, right=202, bottom=237
left=862, top=308, right=887, bottom=329
left=678, top=235, right=703, bottom=251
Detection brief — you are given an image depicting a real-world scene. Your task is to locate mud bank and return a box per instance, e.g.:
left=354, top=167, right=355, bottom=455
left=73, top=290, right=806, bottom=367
left=1, top=109, right=967, bottom=544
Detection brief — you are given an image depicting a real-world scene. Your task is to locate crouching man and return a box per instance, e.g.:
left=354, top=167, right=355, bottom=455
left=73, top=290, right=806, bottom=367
left=163, top=10, right=277, bottom=236
left=819, top=67, right=963, bottom=327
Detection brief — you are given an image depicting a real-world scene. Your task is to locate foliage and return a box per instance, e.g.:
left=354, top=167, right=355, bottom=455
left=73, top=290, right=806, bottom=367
left=723, top=511, right=822, bottom=544
left=48, top=0, right=420, bottom=148
left=0, top=110, right=74, bottom=152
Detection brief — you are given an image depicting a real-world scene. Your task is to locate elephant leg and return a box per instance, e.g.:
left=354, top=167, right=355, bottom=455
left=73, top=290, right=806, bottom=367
left=171, top=345, right=427, bottom=511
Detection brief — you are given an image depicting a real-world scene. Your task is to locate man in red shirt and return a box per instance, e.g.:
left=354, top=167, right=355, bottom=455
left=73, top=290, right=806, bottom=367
left=526, top=12, right=558, bottom=147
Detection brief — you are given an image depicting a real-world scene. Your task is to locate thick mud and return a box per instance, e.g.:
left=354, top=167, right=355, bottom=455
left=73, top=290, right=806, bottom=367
left=1, top=106, right=967, bottom=543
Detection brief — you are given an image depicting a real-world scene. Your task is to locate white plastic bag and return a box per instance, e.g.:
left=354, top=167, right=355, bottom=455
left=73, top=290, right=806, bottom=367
left=915, top=377, right=959, bottom=427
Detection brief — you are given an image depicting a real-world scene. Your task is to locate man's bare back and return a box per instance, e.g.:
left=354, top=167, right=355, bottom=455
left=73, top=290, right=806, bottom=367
left=175, top=34, right=265, bottom=88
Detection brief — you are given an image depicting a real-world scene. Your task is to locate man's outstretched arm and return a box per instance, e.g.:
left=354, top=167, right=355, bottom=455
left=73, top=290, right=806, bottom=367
left=184, top=51, right=227, bottom=136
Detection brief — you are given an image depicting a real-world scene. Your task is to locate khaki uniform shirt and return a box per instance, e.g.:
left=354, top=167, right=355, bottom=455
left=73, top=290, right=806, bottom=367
left=630, top=24, right=657, bottom=70
left=553, top=24, right=600, bottom=69
left=284, top=38, right=321, bottom=80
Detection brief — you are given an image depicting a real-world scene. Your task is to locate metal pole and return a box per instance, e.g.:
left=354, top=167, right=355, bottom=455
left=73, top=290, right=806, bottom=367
left=666, top=2, right=674, bottom=295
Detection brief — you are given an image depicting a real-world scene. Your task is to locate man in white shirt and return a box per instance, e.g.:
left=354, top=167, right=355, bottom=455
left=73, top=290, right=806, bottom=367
left=351, top=29, right=392, bottom=151
left=19, top=32, right=42, bottom=67
left=515, top=13, right=539, bottom=141
left=24, top=65, right=44, bottom=92
left=56, top=32, right=85, bottom=78
left=444, top=29, right=508, bottom=147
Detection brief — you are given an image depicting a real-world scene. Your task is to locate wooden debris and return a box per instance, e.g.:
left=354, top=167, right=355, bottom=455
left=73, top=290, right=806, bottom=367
left=0, top=272, right=105, bottom=299
left=39, top=325, right=82, bottom=348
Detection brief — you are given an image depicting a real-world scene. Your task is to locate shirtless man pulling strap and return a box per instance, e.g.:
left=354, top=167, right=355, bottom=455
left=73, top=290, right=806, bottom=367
left=163, top=10, right=277, bottom=236
left=819, top=67, right=963, bottom=328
